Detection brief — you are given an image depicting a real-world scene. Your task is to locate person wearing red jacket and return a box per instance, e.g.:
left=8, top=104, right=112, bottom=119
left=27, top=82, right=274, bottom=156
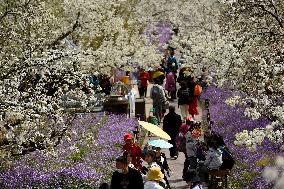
left=138, top=68, right=150, bottom=98
left=123, top=133, right=142, bottom=171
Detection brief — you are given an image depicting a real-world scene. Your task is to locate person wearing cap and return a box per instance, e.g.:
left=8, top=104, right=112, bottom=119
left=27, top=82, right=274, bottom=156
left=144, top=167, right=166, bottom=189
left=123, top=133, right=142, bottom=171
left=110, top=156, right=144, bottom=189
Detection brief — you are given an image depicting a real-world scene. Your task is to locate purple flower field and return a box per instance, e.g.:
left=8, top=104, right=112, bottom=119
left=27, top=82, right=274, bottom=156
left=201, top=86, right=282, bottom=188
left=0, top=114, right=138, bottom=188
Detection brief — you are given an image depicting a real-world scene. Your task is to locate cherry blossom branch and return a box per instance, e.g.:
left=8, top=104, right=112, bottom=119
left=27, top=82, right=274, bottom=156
left=257, top=3, right=283, bottom=28
left=48, top=12, right=81, bottom=48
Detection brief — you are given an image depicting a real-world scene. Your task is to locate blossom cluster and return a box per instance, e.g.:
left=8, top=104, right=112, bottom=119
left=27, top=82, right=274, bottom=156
left=263, top=156, right=284, bottom=189
left=201, top=86, right=281, bottom=188
left=0, top=114, right=137, bottom=188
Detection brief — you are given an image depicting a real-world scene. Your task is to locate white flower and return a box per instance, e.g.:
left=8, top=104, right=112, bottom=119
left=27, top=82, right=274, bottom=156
left=275, top=176, right=284, bottom=189
left=263, top=167, right=279, bottom=182
left=275, top=156, right=284, bottom=168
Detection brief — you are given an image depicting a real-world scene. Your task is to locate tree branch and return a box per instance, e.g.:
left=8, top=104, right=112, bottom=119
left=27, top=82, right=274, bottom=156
left=48, top=12, right=80, bottom=48
left=258, top=4, right=283, bottom=28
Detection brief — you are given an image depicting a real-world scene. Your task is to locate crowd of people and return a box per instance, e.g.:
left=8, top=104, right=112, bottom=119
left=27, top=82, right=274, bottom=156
left=99, top=118, right=233, bottom=189
left=98, top=133, right=171, bottom=189
left=97, top=49, right=234, bottom=189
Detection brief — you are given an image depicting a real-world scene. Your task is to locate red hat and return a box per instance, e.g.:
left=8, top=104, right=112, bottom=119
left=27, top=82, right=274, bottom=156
left=124, top=133, right=133, bottom=141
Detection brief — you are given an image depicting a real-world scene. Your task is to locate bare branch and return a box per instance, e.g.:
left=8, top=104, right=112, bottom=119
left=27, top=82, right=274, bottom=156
left=258, top=3, right=283, bottom=28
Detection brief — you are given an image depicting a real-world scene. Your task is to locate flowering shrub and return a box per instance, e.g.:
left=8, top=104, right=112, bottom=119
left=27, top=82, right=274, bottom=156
left=0, top=114, right=137, bottom=188
left=201, top=86, right=282, bottom=188
left=263, top=156, right=284, bottom=189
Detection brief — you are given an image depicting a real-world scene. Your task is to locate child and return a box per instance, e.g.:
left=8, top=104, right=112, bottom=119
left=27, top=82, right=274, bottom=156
left=147, top=108, right=159, bottom=136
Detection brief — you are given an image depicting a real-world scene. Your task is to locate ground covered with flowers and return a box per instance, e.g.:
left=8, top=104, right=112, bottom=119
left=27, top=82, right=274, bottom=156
left=201, top=86, right=284, bottom=189
left=0, top=114, right=137, bottom=188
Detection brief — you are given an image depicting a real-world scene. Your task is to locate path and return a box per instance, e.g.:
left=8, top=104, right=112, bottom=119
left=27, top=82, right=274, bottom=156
left=139, top=83, right=203, bottom=189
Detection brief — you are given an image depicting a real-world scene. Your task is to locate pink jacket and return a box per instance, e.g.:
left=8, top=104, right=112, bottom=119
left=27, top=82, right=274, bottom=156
left=165, top=72, right=176, bottom=92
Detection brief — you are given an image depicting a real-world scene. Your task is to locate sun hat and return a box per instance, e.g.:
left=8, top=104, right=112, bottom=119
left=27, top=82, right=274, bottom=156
left=147, top=167, right=164, bottom=181
left=124, top=133, right=133, bottom=141
left=152, top=71, right=164, bottom=79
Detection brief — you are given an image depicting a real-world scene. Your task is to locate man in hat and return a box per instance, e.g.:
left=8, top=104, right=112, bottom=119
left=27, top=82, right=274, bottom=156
left=110, top=156, right=144, bottom=189
left=123, top=133, right=142, bottom=171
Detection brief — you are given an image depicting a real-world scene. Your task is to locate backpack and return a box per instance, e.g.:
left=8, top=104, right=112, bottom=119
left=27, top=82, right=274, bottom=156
left=194, top=84, right=202, bottom=96
left=220, top=146, right=235, bottom=170
left=178, top=88, right=192, bottom=104
left=176, top=133, right=186, bottom=153
left=151, top=85, right=162, bottom=100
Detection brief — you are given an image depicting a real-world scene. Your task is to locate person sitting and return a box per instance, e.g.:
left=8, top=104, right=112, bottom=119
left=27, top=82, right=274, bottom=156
left=144, top=167, right=167, bottom=189
left=110, top=156, right=144, bottom=189
left=198, top=137, right=223, bottom=183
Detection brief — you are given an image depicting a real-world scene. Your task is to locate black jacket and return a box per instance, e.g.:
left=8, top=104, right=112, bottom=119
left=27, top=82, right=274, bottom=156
left=110, top=167, right=144, bottom=189
left=163, top=112, right=182, bottom=137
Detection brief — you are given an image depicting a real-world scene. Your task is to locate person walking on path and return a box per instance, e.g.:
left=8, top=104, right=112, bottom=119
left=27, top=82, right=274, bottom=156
left=138, top=67, right=150, bottom=98
left=123, top=133, right=143, bottom=171
left=166, top=51, right=178, bottom=74
left=165, top=71, right=176, bottom=101
left=178, top=116, right=195, bottom=179
left=150, top=74, right=166, bottom=122
left=110, top=156, right=144, bottom=189
left=177, top=81, right=191, bottom=120
left=163, top=105, right=182, bottom=159
left=187, top=78, right=199, bottom=118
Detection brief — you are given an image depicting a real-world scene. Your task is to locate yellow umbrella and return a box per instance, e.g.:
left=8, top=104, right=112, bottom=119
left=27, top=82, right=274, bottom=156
left=152, top=71, right=164, bottom=79
left=138, top=121, right=171, bottom=140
